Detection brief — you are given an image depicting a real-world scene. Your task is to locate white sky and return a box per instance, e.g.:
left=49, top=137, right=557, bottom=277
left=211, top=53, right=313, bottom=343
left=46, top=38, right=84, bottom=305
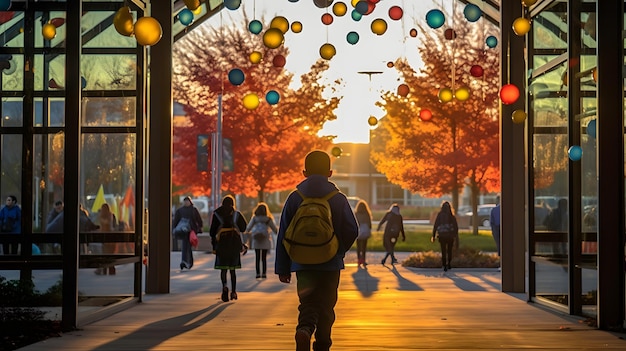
left=204, top=0, right=460, bottom=143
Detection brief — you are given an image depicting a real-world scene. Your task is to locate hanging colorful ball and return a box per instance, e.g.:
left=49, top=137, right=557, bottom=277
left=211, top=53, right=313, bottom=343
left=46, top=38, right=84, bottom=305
left=351, top=9, right=363, bottom=21
left=178, top=8, right=194, bottom=26
left=419, top=109, right=433, bottom=121
left=512, top=109, right=527, bottom=124
left=288, top=0, right=299, bottom=2
left=386, top=61, right=394, bottom=68
left=388, top=6, right=403, bottom=20
left=346, top=31, right=360, bottom=44
left=409, top=28, right=418, bottom=37
left=333, top=2, right=348, bottom=16
left=331, top=146, right=343, bottom=157
left=81, top=76, right=87, bottom=89
left=592, top=68, right=597, bottom=82
left=263, top=28, right=284, bottom=49
left=463, top=3, right=482, bottom=22
left=192, top=6, right=203, bottom=15
left=273, top=54, right=286, bottom=67
left=314, top=0, right=334, bottom=8
left=42, top=23, right=56, bottom=40
left=249, top=20, right=263, bottom=34
left=270, top=16, right=289, bottom=33
left=266, top=90, right=280, bottom=105
left=355, top=1, right=369, bottom=15
left=455, top=87, right=470, bottom=101
left=321, top=13, right=334, bottom=25
left=224, top=0, right=241, bottom=10
left=522, top=0, right=538, bottom=7
left=486, top=35, right=498, bottom=48
left=586, top=119, right=596, bottom=138
left=1, top=58, right=16, bottom=75
left=114, top=6, right=134, bottom=36
left=368, top=116, right=378, bottom=127
left=50, top=18, right=65, bottom=27
left=499, top=84, right=520, bottom=104
left=319, top=43, right=336, bottom=60
left=134, top=16, right=162, bottom=46
left=184, top=0, right=201, bottom=11
left=444, top=28, right=456, bottom=40
left=0, top=0, right=11, bottom=11
left=249, top=51, right=263, bottom=64
left=512, top=17, right=531, bottom=36
left=438, top=88, right=453, bottom=103
left=371, top=18, right=387, bottom=35
left=426, top=9, right=445, bottom=29
left=568, top=145, right=583, bottom=161
left=470, top=65, right=484, bottom=77
left=291, top=21, right=303, bottom=33
left=243, top=93, right=260, bottom=110
left=228, top=68, right=245, bottom=86
left=397, top=84, right=410, bottom=97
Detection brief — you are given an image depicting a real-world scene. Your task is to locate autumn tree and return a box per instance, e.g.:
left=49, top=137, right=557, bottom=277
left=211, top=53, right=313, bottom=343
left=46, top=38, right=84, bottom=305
left=172, top=15, right=340, bottom=201
left=372, top=11, right=500, bottom=233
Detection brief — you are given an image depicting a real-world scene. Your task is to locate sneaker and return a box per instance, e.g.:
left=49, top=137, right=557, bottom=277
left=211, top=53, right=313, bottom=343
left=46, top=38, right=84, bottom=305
left=295, top=328, right=311, bottom=351
left=256, top=274, right=261, bottom=279
left=381, top=258, right=386, bottom=265
left=230, top=291, right=238, bottom=300
left=180, top=263, right=185, bottom=270
left=391, top=258, right=398, bottom=264
left=261, top=274, right=267, bottom=279
left=221, top=286, right=229, bottom=302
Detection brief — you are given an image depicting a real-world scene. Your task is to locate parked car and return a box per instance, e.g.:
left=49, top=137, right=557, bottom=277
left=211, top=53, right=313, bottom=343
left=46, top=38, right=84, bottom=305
left=459, top=204, right=497, bottom=228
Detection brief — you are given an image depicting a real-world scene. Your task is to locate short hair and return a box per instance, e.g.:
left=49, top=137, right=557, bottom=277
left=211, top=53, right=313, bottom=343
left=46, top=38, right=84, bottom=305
left=54, top=200, right=63, bottom=206
left=304, top=150, right=331, bottom=175
left=222, top=195, right=235, bottom=207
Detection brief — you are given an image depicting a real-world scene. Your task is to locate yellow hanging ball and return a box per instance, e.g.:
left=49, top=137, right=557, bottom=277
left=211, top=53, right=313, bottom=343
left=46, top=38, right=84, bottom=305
left=249, top=51, right=263, bottom=64
left=522, top=0, right=538, bottom=7
left=192, top=6, right=203, bottom=15
left=243, top=93, right=260, bottom=110
left=263, top=28, right=284, bottom=49
left=270, top=16, right=290, bottom=34
left=438, top=88, right=453, bottom=103
left=333, top=2, right=348, bottom=16
left=455, top=87, right=470, bottom=101
left=113, top=6, right=134, bottom=37
left=319, top=43, right=336, bottom=60
left=512, top=17, right=531, bottom=36
left=368, top=116, right=378, bottom=127
left=291, top=21, right=303, bottom=33
left=512, top=109, right=527, bottom=124
left=351, top=0, right=359, bottom=7
left=42, top=23, right=56, bottom=40
left=134, top=17, right=163, bottom=46
left=371, top=18, right=388, bottom=35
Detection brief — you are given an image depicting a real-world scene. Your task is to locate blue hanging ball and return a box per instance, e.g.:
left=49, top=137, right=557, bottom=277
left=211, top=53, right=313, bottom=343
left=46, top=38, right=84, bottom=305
left=346, top=31, right=359, bottom=45
left=486, top=35, right=498, bottom=48
left=288, top=0, right=299, bottom=2
left=355, top=1, right=369, bottom=15
left=351, top=9, right=363, bottom=22
left=0, top=0, right=11, bottom=11
left=266, top=90, right=280, bottom=105
left=463, top=4, right=482, bottom=22
left=81, top=76, right=87, bottom=89
left=568, top=145, right=583, bottom=161
left=179, top=9, right=194, bottom=26
left=249, top=20, right=263, bottom=34
left=586, top=119, right=596, bottom=138
left=426, top=9, right=445, bottom=29
left=224, top=0, right=241, bottom=10
left=228, top=68, right=245, bottom=86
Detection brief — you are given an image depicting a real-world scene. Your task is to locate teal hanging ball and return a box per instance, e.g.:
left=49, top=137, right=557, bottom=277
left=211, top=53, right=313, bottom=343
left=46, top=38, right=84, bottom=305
left=346, top=31, right=359, bottom=44
left=249, top=20, right=263, bottom=34
left=426, top=9, right=445, bottom=29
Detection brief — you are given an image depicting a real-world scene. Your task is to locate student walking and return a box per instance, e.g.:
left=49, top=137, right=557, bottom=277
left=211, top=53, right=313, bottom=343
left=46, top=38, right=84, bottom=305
left=354, top=200, right=372, bottom=267
left=431, top=201, right=459, bottom=272
left=0, top=195, right=21, bottom=255
left=245, top=202, right=278, bottom=279
left=377, top=204, right=406, bottom=265
left=275, top=150, right=358, bottom=351
left=173, top=196, right=203, bottom=271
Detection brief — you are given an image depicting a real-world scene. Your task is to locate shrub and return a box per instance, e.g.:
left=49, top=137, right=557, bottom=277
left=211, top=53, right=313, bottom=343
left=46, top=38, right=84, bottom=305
left=402, top=247, right=500, bottom=268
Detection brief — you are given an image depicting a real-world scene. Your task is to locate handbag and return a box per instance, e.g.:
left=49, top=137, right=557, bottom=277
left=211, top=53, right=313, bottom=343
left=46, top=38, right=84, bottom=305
left=173, top=217, right=191, bottom=236
left=189, top=230, right=199, bottom=247
left=357, top=223, right=371, bottom=240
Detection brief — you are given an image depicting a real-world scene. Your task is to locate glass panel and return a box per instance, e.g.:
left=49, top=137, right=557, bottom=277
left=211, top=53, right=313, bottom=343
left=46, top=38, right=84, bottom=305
left=81, top=55, right=137, bottom=90
left=1, top=97, right=23, bottom=127
left=534, top=257, right=569, bottom=307
left=82, top=11, right=137, bottom=49
left=533, top=134, right=569, bottom=230
left=35, top=133, right=65, bottom=236
left=0, top=270, right=64, bottom=318
left=34, top=97, right=65, bottom=127
left=532, top=2, right=568, bottom=50
left=1, top=134, right=23, bottom=255
left=530, top=61, right=568, bottom=128
left=0, top=11, right=24, bottom=48
left=34, top=54, right=66, bottom=92
left=34, top=11, right=66, bottom=48
left=1, top=54, right=23, bottom=90
left=82, top=97, right=136, bottom=127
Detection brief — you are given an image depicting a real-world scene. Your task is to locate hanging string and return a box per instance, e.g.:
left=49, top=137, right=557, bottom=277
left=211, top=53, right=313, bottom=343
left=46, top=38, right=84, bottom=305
left=450, top=0, right=456, bottom=91
left=480, top=0, right=486, bottom=100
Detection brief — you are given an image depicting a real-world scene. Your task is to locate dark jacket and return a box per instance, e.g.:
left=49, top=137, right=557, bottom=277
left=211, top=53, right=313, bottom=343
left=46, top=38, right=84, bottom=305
left=275, top=175, right=359, bottom=275
left=209, top=205, right=247, bottom=247
left=173, top=205, right=203, bottom=233
left=0, top=205, right=21, bottom=233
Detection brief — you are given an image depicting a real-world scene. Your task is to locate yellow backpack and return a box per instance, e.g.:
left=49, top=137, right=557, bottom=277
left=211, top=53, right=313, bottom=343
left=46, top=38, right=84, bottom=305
left=283, top=190, right=339, bottom=264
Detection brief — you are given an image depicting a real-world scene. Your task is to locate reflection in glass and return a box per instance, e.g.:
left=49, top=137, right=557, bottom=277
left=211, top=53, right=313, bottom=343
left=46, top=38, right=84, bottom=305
left=82, top=97, right=136, bottom=126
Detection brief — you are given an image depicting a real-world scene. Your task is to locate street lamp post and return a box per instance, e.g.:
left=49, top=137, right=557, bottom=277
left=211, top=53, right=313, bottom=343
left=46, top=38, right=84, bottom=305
left=357, top=71, right=382, bottom=205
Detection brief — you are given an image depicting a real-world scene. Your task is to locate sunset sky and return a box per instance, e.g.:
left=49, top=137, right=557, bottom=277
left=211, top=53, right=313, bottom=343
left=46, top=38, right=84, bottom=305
left=202, top=0, right=468, bottom=143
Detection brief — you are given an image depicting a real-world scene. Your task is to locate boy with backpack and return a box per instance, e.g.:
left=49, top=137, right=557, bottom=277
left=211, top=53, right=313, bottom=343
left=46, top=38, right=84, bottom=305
left=275, top=150, right=358, bottom=351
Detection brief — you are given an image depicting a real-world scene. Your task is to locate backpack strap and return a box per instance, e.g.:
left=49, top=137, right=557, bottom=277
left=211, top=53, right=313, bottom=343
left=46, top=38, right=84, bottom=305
left=296, top=189, right=339, bottom=201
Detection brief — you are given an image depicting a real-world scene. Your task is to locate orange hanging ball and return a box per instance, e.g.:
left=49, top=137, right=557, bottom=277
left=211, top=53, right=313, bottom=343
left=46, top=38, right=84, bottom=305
left=263, top=28, right=284, bottom=49
left=134, top=16, right=162, bottom=46
left=500, top=84, right=520, bottom=104
left=419, top=109, right=432, bottom=121
left=319, top=43, right=336, bottom=60
left=397, top=83, right=410, bottom=97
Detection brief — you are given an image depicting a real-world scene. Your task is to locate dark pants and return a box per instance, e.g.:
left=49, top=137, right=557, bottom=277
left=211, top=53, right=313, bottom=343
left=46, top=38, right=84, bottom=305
left=296, top=270, right=340, bottom=351
left=491, top=225, right=501, bottom=256
left=439, top=237, right=454, bottom=267
left=356, top=239, right=367, bottom=263
left=255, top=249, right=268, bottom=275
left=180, top=232, right=194, bottom=268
